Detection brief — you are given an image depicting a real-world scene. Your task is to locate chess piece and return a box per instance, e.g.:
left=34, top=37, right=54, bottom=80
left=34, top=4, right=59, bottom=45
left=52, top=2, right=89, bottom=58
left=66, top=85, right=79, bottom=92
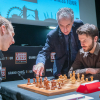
left=51, top=80, right=55, bottom=90
left=45, top=77, right=47, bottom=80
left=71, top=76, right=76, bottom=84
left=86, top=78, right=88, bottom=82
left=39, top=77, right=43, bottom=88
left=57, top=79, right=60, bottom=83
left=71, top=71, right=76, bottom=84
left=43, top=78, right=46, bottom=88
left=58, top=82, right=62, bottom=89
left=81, top=74, right=85, bottom=83
left=61, top=79, right=64, bottom=86
left=43, top=77, right=48, bottom=88
left=59, top=75, right=62, bottom=79
left=73, top=71, right=75, bottom=76
left=82, top=74, right=84, bottom=79
left=81, top=76, right=85, bottom=83
left=64, top=74, right=67, bottom=82
left=36, top=76, right=40, bottom=87
left=62, top=76, right=64, bottom=79
left=58, top=76, right=60, bottom=79
left=81, top=77, right=83, bottom=83
left=77, top=73, right=80, bottom=82
left=70, top=73, right=72, bottom=81
left=33, top=78, right=36, bottom=84
left=27, top=78, right=31, bottom=85
left=90, top=76, right=93, bottom=81
left=46, top=80, right=50, bottom=90
left=54, top=80, right=57, bottom=88
left=72, top=80, right=75, bottom=84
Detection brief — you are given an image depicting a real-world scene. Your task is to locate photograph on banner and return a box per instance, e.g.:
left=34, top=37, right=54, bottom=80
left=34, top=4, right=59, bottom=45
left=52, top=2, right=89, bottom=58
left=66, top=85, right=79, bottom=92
left=2, top=67, right=6, bottom=80
left=15, top=52, right=27, bottom=64
left=50, top=52, right=56, bottom=62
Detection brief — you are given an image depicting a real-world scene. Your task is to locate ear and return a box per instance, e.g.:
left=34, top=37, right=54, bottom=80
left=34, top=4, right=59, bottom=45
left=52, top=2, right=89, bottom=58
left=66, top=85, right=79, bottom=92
left=1, top=25, right=6, bottom=36
left=94, top=36, right=98, bottom=42
left=72, top=21, right=74, bottom=25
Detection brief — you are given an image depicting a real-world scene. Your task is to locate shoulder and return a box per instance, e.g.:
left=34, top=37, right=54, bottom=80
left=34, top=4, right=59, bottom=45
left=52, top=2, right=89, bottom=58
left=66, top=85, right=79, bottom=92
left=47, top=25, right=59, bottom=38
left=97, top=42, right=100, bottom=51
left=98, top=42, right=100, bottom=47
left=73, top=19, right=84, bottom=27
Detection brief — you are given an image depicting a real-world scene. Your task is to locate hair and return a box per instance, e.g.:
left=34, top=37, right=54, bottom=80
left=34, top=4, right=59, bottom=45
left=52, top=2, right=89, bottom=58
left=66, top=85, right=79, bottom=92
left=0, top=16, right=13, bottom=31
left=76, top=23, right=99, bottom=39
left=57, top=7, right=74, bottom=22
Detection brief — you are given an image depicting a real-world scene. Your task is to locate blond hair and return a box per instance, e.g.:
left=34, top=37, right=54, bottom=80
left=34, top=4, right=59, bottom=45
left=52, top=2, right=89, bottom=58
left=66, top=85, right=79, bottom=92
left=0, top=16, right=13, bottom=31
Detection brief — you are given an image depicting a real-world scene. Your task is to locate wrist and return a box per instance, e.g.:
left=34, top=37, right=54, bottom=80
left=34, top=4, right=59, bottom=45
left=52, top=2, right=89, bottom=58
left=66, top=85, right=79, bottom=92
left=37, top=63, right=44, bottom=67
left=85, top=68, right=89, bottom=74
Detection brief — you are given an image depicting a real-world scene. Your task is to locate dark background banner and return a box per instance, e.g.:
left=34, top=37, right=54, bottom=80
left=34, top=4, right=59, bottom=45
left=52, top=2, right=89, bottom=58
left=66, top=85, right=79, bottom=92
left=1, top=46, right=53, bottom=81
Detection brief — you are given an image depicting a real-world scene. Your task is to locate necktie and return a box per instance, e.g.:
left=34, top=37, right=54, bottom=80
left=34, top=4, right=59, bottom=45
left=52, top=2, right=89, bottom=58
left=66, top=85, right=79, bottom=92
left=68, top=33, right=71, bottom=69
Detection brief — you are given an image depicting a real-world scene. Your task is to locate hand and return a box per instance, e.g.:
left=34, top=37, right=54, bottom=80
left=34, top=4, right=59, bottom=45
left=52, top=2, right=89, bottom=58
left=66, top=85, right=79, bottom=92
left=86, top=68, right=98, bottom=74
left=33, top=63, right=44, bottom=76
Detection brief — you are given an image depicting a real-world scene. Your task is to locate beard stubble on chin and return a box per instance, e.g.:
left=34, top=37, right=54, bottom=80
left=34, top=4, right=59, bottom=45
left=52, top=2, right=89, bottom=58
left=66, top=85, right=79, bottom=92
left=83, top=40, right=94, bottom=52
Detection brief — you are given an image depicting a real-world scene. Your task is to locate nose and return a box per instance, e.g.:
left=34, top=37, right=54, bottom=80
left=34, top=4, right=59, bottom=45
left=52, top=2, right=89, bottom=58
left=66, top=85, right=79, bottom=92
left=12, top=38, right=15, bottom=44
left=10, top=38, right=15, bottom=45
left=81, top=42, right=85, bottom=47
left=64, top=27, right=67, bottom=32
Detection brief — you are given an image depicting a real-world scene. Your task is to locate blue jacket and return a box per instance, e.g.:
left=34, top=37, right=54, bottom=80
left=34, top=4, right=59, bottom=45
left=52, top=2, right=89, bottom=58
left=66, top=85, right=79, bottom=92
left=36, top=19, right=83, bottom=76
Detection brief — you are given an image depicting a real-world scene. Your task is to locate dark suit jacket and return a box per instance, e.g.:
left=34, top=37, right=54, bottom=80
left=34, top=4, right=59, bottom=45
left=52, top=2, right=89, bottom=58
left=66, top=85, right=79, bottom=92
left=36, top=19, right=83, bottom=76
left=0, top=50, right=4, bottom=82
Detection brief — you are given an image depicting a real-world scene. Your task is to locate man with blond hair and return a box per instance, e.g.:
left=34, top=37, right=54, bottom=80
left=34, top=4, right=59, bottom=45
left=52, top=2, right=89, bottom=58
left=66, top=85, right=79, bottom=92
left=0, top=16, right=15, bottom=99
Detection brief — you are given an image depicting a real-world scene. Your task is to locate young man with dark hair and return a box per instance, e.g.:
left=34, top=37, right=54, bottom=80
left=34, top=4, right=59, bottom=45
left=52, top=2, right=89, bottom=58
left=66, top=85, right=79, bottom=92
left=69, top=23, right=100, bottom=80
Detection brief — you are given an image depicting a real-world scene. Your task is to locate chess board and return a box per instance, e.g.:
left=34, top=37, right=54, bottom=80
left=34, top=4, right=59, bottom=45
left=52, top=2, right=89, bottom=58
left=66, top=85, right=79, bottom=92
left=17, top=79, right=82, bottom=96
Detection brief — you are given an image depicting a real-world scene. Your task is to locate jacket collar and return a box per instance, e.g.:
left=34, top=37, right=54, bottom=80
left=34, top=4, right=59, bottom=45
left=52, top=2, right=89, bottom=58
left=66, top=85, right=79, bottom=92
left=58, top=26, right=65, bottom=44
left=94, top=42, right=100, bottom=55
left=0, top=50, right=4, bottom=59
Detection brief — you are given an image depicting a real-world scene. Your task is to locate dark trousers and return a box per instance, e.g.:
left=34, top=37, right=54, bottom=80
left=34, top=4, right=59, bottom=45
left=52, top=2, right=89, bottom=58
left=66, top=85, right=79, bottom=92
left=61, top=60, right=74, bottom=76
left=54, top=60, right=74, bottom=79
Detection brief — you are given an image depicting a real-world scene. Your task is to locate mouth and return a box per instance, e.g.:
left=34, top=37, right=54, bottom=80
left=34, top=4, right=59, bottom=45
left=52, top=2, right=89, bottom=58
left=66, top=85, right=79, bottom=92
left=64, top=31, right=69, bottom=35
left=8, top=44, right=11, bottom=48
left=82, top=46, right=86, bottom=49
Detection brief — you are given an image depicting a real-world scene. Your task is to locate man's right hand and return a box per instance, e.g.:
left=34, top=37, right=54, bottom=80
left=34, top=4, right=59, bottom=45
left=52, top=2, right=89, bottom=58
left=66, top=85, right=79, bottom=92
left=86, top=68, right=98, bottom=74
left=33, top=63, right=44, bottom=76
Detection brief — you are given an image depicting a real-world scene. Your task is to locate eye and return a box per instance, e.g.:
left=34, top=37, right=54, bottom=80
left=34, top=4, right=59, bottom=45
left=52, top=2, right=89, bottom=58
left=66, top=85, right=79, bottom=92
left=68, top=24, right=70, bottom=26
left=66, top=24, right=70, bottom=27
left=84, top=40, right=87, bottom=42
left=60, top=24, right=63, bottom=27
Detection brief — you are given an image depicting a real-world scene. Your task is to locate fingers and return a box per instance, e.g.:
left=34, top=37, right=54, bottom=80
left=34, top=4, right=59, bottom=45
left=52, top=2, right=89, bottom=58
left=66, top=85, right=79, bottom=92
left=40, top=68, right=44, bottom=76
left=33, top=64, right=44, bottom=76
left=33, top=65, right=37, bottom=73
left=33, top=65, right=39, bottom=75
left=86, top=68, right=97, bottom=74
left=36, top=69, right=40, bottom=76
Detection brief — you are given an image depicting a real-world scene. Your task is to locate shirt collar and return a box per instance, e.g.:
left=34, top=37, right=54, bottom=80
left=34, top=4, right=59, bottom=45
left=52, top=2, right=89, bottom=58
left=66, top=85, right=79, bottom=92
left=80, top=42, right=100, bottom=57
left=93, top=42, right=100, bottom=55
left=59, top=26, right=73, bottom=34
left=63, top=28, right=73, bottom=37
left=70, top=28, right=73, bottom=33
